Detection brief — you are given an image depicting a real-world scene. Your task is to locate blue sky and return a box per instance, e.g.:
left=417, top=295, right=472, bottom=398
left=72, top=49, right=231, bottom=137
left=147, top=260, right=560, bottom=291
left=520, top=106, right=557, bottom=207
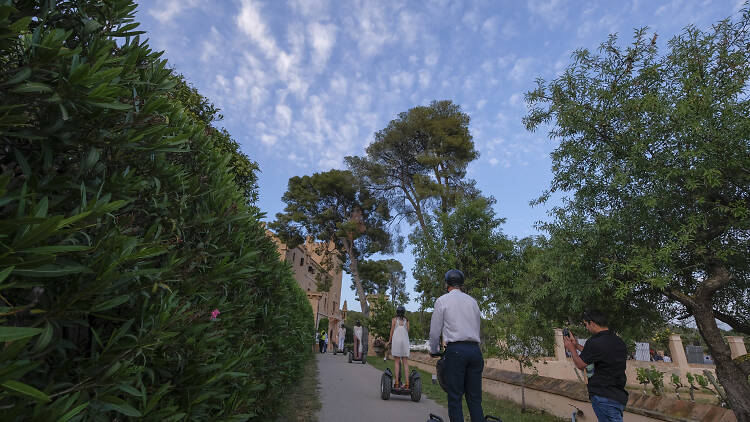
left=136, top=0, right=744, bottom=312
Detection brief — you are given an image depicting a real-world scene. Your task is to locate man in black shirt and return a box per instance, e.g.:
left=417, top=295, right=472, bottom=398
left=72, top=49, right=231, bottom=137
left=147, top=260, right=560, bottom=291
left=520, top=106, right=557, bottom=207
left=564, top=310, right=628, bottom=422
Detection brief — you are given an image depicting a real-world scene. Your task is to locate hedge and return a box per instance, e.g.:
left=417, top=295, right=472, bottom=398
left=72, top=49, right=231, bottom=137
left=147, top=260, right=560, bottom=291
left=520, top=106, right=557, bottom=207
left=0, top=1, right=313, bottom=420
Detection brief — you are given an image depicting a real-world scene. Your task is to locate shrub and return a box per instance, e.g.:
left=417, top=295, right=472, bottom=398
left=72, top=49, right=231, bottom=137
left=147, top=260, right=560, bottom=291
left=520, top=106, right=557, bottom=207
left=0, top=1, right=312, bottom=420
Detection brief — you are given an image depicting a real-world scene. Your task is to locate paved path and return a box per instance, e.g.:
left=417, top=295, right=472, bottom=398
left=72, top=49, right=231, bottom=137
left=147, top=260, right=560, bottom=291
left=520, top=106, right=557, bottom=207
left=316, top=352, right=449, bottom=422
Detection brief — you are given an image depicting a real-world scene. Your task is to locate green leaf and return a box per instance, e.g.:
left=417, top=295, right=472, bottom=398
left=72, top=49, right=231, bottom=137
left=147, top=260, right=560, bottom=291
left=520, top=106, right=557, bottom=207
left=1, top=380, right=51, bottom=402
left=31, top=322, right=53, bottom=352
left=116, top=384, right=142, bottom=397
left=89, top=101, right=132, bottom=110
left=19, top=245, right=91, bottom=254
left=56, top=402, right=89, bottom=422
left=0, top=326, right=43, bottom=341
left=0, top=266, right=14, bottom=284
left=9, top=16, right=32, bottom=32
left=99, top=401, right=142, bottom=417
left=0, top=67, right=31, bottom=86
left=12, top=82, right=53, bottom=93
left=13, top=264, right=92, bottom=278
left=90, top=295, right=130, bottom=312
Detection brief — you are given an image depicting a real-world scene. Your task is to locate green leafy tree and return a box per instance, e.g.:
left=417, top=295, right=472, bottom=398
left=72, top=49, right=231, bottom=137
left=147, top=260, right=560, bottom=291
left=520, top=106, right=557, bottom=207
left=272, top=169, right=396, bottom=351
left=357, top=258, right=409, bottom=305
left=346, top=100, right=479, bottom=232
left=412, top=196, right=514, bottom=308
left=524, top=9, right=750, bottom=416
left=0, top=1, right=311, bottom=420
left=486, top=306, right=555, bottom=411
left=367, top=295, right=396, bottom=341
left=171, top=76, right=260, bottom=205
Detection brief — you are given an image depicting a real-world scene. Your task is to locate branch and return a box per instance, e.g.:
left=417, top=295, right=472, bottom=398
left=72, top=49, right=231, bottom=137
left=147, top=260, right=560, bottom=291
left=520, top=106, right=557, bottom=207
left=695, top=264, right=733, bottom=301
left=664, top=288, right=697, bottom=309
left=712, top=309, right=750, bottom=335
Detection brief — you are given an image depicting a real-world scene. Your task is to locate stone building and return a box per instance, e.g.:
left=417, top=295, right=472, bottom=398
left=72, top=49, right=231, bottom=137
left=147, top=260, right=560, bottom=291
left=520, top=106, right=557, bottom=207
left=266, top=230, right=347, bottom=346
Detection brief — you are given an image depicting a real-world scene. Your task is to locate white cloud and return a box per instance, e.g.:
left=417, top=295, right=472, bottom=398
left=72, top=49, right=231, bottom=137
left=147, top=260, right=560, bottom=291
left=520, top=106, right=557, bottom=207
left=288, top=0, right=329, bottom=17
left=348, top=2, right=395, bottom=57
left=476, top=99, right=487, bottom=110
left=462, top=9, right=481, bottom=28
left=527, top=0, right=566, bottom=25
left=399, top=10, right=421, bottom=45
left=497, top=54, right=516, bottom=68
left=489, top=157, right=499, bottom=166
left=390, top=71, right=415, bottom=90
left=308, top=22, right=337, bottom=71
left=275, top=104, right=293, bottom=134
left=508, top=57, right=535, bottom=81
left=149, top=0, right=200, bottom=23
left=481, top=16, right=500, bottom=39
left=260, top=134, right=277, bottom=145
left=425, top=52, right=439, bottom=66
left=236, top=0, right=279, bottom=58
left=501, top=20, right=518, bottom=39
left=508, top=93, right=522, bottom=106
left=330, top=74, right=348, bottom=96
left=418, top=69, right=431, bottom=88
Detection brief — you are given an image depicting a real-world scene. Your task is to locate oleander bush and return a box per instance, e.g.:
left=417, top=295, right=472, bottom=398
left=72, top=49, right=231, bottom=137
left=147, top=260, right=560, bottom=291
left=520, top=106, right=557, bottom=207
left=0, top=1, right=313, bottom=420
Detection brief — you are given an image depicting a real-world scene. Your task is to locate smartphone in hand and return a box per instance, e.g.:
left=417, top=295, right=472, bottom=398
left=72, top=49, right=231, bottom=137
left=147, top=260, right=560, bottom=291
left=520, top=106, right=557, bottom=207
left=563, top=328, right=570, bottom=338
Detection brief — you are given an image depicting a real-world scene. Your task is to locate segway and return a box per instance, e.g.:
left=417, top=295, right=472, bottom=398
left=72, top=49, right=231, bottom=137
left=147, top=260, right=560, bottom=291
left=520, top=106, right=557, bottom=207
left=427, top=416, right=502, bottom=422
left=348, top=341, right=367, bottom=364
left=333, top=343, right=346, bottom=355
left=380, top=359, right=422, bottom=402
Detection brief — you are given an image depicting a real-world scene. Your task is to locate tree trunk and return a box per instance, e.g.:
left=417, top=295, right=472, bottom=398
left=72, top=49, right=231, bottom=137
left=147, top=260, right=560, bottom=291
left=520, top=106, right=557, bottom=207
left=692, top=301, right=750, bottom=421
left=343, top=237, right=370, bottom=357
left=519, top=360, right=526, bottom=411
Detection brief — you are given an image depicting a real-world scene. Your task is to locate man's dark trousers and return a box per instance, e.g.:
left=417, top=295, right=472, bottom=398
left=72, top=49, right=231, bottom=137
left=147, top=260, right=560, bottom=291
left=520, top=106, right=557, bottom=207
left=443, top=342, right=484, bottom=422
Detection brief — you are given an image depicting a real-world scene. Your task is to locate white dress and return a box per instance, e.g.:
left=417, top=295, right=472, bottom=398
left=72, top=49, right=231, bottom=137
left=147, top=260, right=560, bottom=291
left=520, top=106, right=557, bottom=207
left=391, top=318, right=410, bottom=357
left=353, top=326, right=363, bottom=353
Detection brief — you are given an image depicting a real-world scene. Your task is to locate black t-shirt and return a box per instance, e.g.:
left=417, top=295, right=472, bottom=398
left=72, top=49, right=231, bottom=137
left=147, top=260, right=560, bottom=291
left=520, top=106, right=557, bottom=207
left=579, top=330, right=629, bottom=406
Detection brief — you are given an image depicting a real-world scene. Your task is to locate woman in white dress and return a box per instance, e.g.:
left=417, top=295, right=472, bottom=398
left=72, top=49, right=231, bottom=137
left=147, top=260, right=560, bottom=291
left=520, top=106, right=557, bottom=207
left=386, top=305, right=410, bottom=388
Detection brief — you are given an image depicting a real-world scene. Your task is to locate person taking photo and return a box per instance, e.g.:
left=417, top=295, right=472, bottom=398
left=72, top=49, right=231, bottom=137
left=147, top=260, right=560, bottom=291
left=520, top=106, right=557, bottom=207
left=564, top=310, right=628, bottom=422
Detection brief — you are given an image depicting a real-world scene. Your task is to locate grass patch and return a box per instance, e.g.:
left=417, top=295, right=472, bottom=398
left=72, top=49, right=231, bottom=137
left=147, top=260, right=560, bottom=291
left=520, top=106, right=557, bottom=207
left=274, top=352, right=321, bottom=422
left=368, top=357, right=565, bottom=422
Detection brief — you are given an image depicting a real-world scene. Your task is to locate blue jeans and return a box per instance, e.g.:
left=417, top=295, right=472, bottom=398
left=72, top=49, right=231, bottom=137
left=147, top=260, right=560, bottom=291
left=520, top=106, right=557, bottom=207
left=443, top=342, right=484, bottom=422
left=591, top=395, right=624, bottom=422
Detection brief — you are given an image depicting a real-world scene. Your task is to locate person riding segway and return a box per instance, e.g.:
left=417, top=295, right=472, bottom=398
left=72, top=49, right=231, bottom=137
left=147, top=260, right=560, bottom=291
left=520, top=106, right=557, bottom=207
left=348, top=320, right=367, bottom=364
left=380, top=305, right=422, bottom=402
left=334, top=323, right=346, bottom=355
left=429, top=269, right=485, bottom=422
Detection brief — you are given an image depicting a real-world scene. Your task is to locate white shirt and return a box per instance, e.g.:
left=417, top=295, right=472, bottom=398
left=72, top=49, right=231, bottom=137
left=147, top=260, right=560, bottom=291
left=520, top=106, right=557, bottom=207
left=338, top=327, right=346, bottom=341
left=353, top=325, right=362, bottom=339
left=429, top=289, right=481, bottom=354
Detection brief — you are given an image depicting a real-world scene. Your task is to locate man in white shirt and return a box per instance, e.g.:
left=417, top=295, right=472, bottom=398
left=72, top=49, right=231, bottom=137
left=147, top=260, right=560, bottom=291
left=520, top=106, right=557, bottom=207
left=429, top=269, right=484, bottom=422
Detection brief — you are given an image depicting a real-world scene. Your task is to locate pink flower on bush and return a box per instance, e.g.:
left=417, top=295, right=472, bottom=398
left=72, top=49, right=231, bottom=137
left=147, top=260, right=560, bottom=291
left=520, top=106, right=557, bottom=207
left=210, top=309, right=220, bottom=320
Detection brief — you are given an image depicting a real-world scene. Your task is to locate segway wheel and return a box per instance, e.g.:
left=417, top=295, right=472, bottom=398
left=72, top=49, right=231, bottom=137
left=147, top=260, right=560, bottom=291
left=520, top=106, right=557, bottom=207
left=361, top=354, right=367, bottom=364
left=410, top=370, right=422, bottom=402
left=428, top=414, right=444, bottom=422
left=380, top=369, right=392, bottom=400
left=348, top=351, right=352, bottom=363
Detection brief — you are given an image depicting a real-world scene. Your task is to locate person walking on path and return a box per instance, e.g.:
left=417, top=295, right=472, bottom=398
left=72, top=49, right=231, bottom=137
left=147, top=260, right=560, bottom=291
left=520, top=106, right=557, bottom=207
left=319, top=330, right=328, bottom=354
left=564, top=310, right=628, bottom=422
left=387, top=305, right=411, bottom=388
left=353, top=320, right=363, bottom=359
left=337, top=323, right=346, bottom=353
left=429, top=269, right=484, bottom=422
